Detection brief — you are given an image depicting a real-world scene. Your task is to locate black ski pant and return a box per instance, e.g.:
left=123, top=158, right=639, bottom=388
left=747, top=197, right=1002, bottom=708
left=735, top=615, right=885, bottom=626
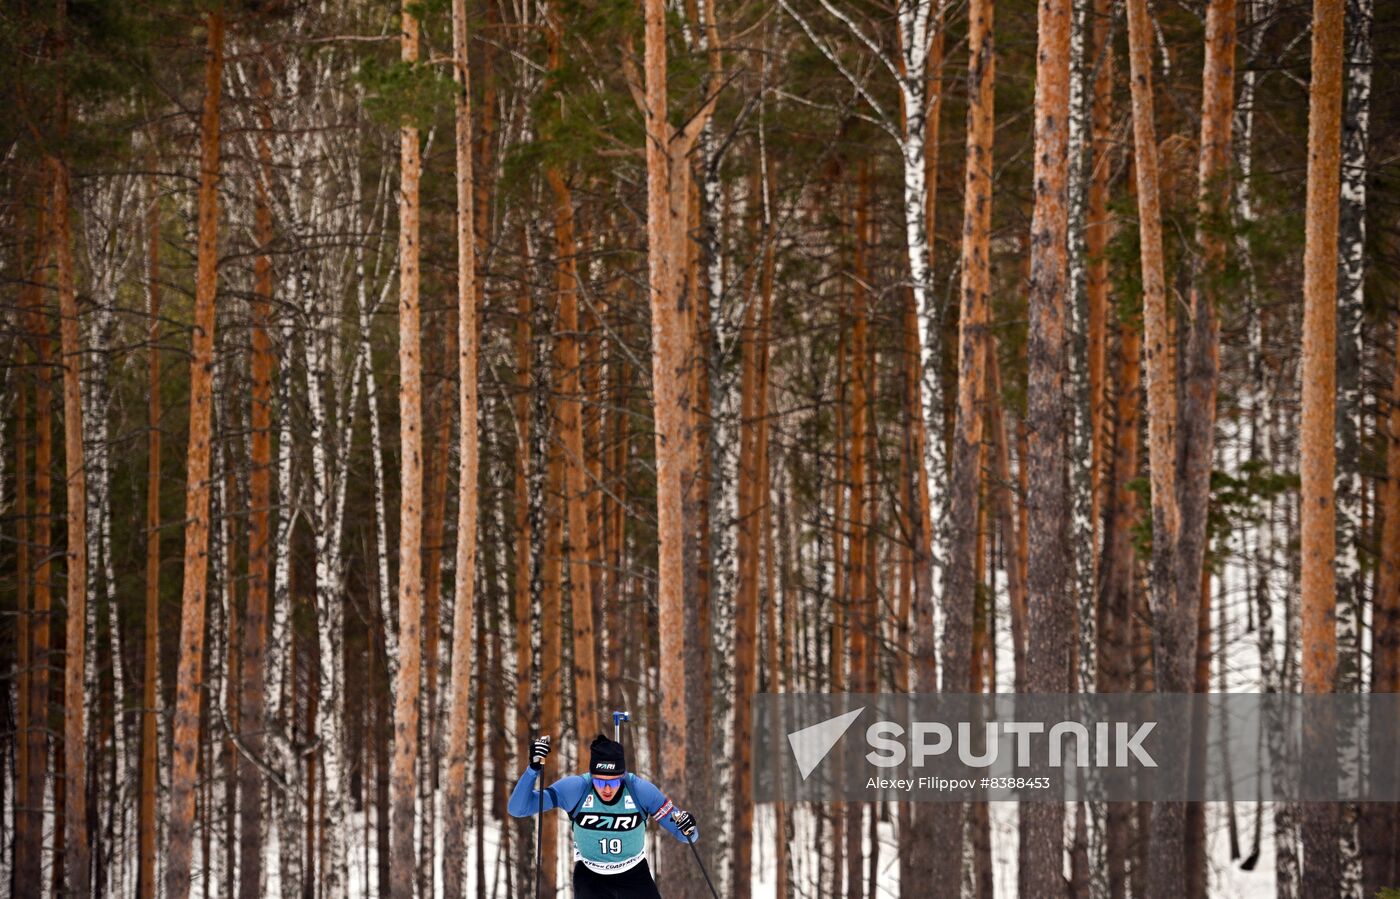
left=571, top=859, right=664, bottom=898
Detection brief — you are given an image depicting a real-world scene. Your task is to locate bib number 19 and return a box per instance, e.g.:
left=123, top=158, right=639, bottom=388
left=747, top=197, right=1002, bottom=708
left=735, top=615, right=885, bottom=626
left=598, top=838, right=622, bottom=855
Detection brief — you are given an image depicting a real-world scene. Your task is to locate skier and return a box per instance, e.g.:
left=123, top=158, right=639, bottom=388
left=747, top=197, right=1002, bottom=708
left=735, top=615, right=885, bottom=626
left=509, top=732, right=700, bottom=898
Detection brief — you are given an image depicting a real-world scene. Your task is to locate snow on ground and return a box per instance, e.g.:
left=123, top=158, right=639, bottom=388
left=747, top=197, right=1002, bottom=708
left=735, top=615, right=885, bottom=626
left=58, top=769, right=1290, bottom=897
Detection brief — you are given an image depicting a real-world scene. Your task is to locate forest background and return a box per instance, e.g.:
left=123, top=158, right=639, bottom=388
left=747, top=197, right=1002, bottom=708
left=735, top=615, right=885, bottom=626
left=1, top=0, right=1398, bottom=896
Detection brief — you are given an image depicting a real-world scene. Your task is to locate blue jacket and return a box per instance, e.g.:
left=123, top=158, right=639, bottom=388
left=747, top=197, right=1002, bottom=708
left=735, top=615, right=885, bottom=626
left=507, top=767, right=700, bottom=844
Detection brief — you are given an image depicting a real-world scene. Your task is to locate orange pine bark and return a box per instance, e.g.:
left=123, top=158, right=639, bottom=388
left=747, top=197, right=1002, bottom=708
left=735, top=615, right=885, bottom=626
left=164, top=13, right=224, bottom=897
left=511, top=256, right=536, bottom=889
left=846, top=165, right=872, bottom=899
left=390, top=0, right=427, bottom=892
left=442, top=0, right=481, bottom=890
left=1085, top=0, right=1114, bottom=551
left=18, top=185, right=50, bottom=895
left=1022, top=0, right=1074, bottom=891
left=53, top=146, right=91, bottom=899
left=1300, top=0, right=1345, bottom=893
left=942, top=0, right=995, bottom=698
left=731, top=168, right=775, bottom=898
left=236, top=66, right=273, bottom=899
left=639, top=0, right=715, bottom=886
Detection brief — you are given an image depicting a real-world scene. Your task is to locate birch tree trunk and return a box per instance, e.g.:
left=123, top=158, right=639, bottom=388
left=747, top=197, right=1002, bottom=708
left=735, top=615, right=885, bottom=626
left=1335, top=0, right=1371, bottom=700
left=165, top=13, right=224, bottom=897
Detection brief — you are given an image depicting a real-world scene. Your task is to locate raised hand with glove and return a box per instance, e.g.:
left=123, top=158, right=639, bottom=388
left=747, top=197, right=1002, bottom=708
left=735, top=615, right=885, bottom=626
left=529, top=735, right=551, bottom=771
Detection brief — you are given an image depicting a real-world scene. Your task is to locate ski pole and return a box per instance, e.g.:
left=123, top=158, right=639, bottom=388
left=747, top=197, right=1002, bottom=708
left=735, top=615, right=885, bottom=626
left=612, top=709, right=630, bottom=743
left=673, top=810, right=721, bottom=899
left=533, top=735, right=549, bottom=899
left=535, top=780, right=542, bottom=899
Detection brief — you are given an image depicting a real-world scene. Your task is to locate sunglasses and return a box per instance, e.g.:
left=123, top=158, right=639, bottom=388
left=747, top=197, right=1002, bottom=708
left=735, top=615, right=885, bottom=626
left=592, top=776, right=623, bottom=791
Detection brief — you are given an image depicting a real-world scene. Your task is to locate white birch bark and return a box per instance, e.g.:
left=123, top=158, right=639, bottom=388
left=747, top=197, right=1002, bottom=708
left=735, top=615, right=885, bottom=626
left=1334, top=0, right=1371, bottom=695
left=78, top=171, right=139, bottom=895
left=1066, top=0, right=1095, bottom=693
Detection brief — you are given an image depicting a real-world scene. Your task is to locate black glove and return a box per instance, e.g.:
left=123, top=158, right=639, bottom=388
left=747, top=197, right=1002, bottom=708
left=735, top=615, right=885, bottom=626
left=672, top=809, right=697, bottom=839
left=529, top=736, right=551, bottom=771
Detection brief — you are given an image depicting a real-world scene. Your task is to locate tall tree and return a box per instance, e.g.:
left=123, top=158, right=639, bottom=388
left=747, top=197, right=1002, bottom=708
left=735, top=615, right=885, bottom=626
left=164, top=11, right=224, bottom=897
left=927, top=0, right=994, bottom=889
left=137, top=162, right=161, bottom=899
left=1181, top=2, right=1238, bottom=891
left=12, top=197, right=34, bottom=898
left=391, top=0, right=427, bottom=892
left=236, top=60, right=275, bottom=899
left=1084, top=0, right=1114, bottom=557
left=19, top=187, right=53, bottom=894
left=1300, top=0, right=1345, bottom=893
left=441, top=0, right=481, bottom=891
left=730, top=162, right=774, bottom=899
left=53, top=128, right=91, bottom=899
left=1022, top=0, right=1074, bottom=893
left=638, top=0, right=714, bottom=888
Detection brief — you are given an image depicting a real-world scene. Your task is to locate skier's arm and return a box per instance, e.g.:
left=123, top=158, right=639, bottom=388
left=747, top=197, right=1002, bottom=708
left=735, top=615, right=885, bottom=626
left=507, top=770, right=587, bottom=818
left=629, top=775, right=701, bottom=843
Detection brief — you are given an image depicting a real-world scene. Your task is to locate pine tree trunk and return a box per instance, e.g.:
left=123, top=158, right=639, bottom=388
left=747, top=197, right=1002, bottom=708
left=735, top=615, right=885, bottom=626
left=391, top=0, right=426, bottom=893
left=845, top=164, right=872, bottom=899
left=541, top=377, right=565, bottom=897
left=165, top=14, right=224, bottom=897
left=13, top=214, right=34, bottom=895
left=22, top=193, right=50, bottom=896
left=1023, top=0, right=1074, bottom=890
left=930, top=0, right=995, bottom=890
left=237, top=65, right=275, bottom=899
left=137, top=166, right=161, bottom=899
left=1100, top=315, right=1141, bottom=898
left=730, top=167, right=774, bottom=899
left=943, top=0, right=995, bottom=705
left=1300, top=0, right=1345, bottom=893
left=988, top=352, right=1027, bottom=692
left=547, top=165, right=600, bottom=737
left=1085, top=0, right=1114, bottom=561
left=512, top=248, right=536, bottom=896
left=442, top=0, right=481, bottom=890
left=50, top=178, right=83, bottom=899
left=1181, top=2, right=1239, bottom=890
left=641, top=0, right=714, bottom=889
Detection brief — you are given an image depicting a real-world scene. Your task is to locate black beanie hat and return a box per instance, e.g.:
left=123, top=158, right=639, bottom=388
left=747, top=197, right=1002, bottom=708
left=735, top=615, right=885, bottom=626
left=589, top=734, right=626, bottom=777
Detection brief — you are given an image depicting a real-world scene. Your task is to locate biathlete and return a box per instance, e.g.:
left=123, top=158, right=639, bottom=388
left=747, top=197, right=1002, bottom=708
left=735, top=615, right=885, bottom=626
left=508, top=733, right=700, bottom=898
